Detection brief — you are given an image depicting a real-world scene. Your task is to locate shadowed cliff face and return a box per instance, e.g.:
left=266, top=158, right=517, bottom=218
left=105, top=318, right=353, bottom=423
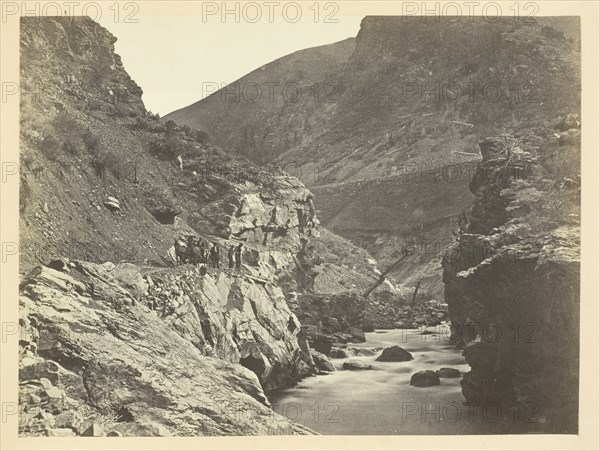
left=442, top=129, right=580, bottom=433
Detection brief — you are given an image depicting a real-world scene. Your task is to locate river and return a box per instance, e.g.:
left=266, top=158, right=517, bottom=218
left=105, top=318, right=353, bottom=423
left=270, top=325, right=502, bottom=435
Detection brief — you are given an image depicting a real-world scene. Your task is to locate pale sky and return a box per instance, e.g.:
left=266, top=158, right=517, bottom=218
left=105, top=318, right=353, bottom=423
left=98, top=16, right=363, bottom=116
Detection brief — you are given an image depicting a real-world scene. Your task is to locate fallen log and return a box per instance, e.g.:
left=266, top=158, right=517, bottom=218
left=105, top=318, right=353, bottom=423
left=453, top=151, right=480, bottom=156
left=451, top=120, right=474, bottom=128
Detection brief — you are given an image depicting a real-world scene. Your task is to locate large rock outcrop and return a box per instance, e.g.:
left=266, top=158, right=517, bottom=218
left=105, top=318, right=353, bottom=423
left=227, top=185, right=319, bottom=246
left=19, top=262, right=315, bottom=436
left=442, top=128, right=580, bottom=433
left=140, top=263, right=313, bottom=392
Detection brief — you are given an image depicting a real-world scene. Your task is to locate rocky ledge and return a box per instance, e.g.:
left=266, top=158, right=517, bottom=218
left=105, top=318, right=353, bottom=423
left=18, top=262, right=315, bottom=436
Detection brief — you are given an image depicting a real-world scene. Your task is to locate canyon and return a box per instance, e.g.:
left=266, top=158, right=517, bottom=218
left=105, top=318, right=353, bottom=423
left=18, top=16, right=580, bottom=436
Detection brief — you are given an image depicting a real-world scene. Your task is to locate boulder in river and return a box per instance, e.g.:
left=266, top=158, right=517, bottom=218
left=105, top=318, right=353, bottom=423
left=410, top=370, right=440, bottom=387
left=310, top=350, right=336, bottom=372
left=436, top=367, right=462, bottom=378
left=347, top=347, right=380, bottom=357
left=322, top=316, right=340, bottom=332
left=329, top=347, right=353, bottom=359
left=313, top=341, right=333, bottom=355
left=345, top=326, right=366, bottom=343
left=376, top=345, right=413, bottom=362
left=342, top=359, right=372, bottom=371
left=302, top=324, right=336, bottom=355
left=332, top=332, right=353, bottom=344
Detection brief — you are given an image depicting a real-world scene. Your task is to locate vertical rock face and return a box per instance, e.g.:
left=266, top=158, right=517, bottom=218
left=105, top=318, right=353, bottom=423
left=20, top=16, right=145, bottom=115
left=442, top=132, right=580, bottom=433
left=142, top=265, right=313, bottom=393
left=227, top=183, right=319, bottom=247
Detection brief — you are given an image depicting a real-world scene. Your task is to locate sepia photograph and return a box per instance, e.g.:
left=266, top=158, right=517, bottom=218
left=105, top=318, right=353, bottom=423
left=1, top=1, right=598, bottom=448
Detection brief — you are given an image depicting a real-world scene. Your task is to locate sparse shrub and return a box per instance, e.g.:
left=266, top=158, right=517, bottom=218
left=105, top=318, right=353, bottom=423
left=62, top=136, right=85, bottom=156
left=164, top=120, right=178, bottom=137
left=112, top=103, right=131, bottom=117
left=149, top=136, right=184, bottom=160
left=83, top=130, right=101, bottom=153
left=20, top=104, right=42, bottom=128
left=39, top=129, right=62, bottom=161
left=191, top=128, right=209, bottom=144
left=151, top=123, right=167, bottom=134
left=52, top=110, right=81, bottom=134
left=20, top=176, right=31, bottom=213
left=42, top=110, right=87, bottom=157
left=73, top=100, right=88, bottom=111
left=410, top=208, right=426, bottom=224
left=88, top=99, right=104, bottom=111
left=132, top=116, right=148, bottom=130
left=92, top=146, right=121, bottom=177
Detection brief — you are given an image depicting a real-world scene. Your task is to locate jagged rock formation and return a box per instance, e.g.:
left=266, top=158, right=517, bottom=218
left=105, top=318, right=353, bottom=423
left=227, top=184, right=319, bottom=245
left=19, top=263, right=314, bottom=436
left=140, top=263, right=314, bottom=392
left=442, top=124, right=580, bottom=433
left=167, top=17, right=580, bottom=297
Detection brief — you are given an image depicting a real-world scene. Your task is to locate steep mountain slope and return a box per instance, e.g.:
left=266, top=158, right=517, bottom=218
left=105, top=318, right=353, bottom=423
left=166, top=16, right=580, bottom=296
left=165, top=38, right=356, bottom=161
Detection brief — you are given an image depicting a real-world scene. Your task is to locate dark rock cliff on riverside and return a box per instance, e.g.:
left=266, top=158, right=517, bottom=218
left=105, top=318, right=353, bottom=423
left=442, top=123, right=580, bottom=433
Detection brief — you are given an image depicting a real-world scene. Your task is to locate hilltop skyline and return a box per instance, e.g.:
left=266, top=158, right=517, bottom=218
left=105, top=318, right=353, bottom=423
left=98, top=15, right=363, bottom=115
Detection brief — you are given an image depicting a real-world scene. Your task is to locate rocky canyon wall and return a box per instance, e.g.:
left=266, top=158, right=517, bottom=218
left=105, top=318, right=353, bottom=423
left=442, top=127, right=580, bottom=433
